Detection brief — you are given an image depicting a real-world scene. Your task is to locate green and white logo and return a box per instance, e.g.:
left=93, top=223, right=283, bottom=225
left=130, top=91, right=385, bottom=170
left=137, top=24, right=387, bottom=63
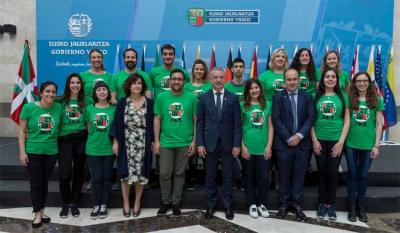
left=94, top=113, right=109, bottom=129
left=37, top=113, right=55, bottom=132
left=353, top=105, right=370, bottom=123
left=193, top=89, right=205, bottom=97
left=161, top=76, right=171, bottom=90
left=66, top=104, right=81, bottom=120
left=300, top=76, right=309, bottom=89
left=320, top=100, right=336, bottom=116
left=250, top=109, right=264, bottom=126
left=273, top=79, right=284, bottom=91
left=168, top=102, right=184, bottom=119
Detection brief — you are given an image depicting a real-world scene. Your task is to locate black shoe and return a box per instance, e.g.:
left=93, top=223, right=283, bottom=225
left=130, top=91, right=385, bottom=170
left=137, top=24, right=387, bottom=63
left=32, top=217, right=42, bottom=228
left=348, top=203, right=356, bottom=222
left=204, top=207, right=215, bottom=220
left=42, top=216, right=51, bottom=224
left=186, top=180, right=197, bottom=191
left=157, top=204, right=171, bottom=216
left=59, top=205, right=69, bottom=218
left=225, top=208, right=234, bottom=220
left=172, top=204, right=181, bottom=217
left=90, top=206, right=100, bottom=220
left=70, top=204, right=80, bottom=217
left=293, top=205, right=306, bottom=222
left=98, top=205, right=108, bottom=219
left=277, top=207, right=288, bottom=219
left=358, top=201, right=368, bottom=223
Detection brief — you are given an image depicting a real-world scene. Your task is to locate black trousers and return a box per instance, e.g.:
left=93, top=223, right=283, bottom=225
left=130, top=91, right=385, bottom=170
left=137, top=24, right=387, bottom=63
left=58, top=130, right=87, bottom=205
left=315, top=140, right=343, bottom=205
left=26, top=154, right=58, bottom=212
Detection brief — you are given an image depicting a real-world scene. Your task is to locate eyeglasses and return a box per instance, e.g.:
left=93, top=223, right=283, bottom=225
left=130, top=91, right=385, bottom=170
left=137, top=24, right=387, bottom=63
left=170, top=78, right=184, bottom=82
left=355, top=80, right=369, bottom=83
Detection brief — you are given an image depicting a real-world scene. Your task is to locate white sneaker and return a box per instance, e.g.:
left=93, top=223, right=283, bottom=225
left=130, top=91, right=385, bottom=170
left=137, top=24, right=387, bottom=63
left=249, top=204, right=258, bottom=218
left=257, top=204, right=270, bottom=218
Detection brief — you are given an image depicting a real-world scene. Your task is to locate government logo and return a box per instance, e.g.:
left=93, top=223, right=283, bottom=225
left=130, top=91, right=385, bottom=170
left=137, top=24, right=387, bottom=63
left=68, top=14, right=93, bottom=37
left=188, top=8, right=204, bottom=26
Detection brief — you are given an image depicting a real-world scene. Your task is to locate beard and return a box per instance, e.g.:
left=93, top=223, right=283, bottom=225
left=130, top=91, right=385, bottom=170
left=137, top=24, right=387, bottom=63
left=125, top=61, right=137, bottom=69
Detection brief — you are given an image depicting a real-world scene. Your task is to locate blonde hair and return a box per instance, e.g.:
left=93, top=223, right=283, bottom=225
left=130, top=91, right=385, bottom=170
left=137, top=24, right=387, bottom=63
left=269, top=48, right=289, bottom=71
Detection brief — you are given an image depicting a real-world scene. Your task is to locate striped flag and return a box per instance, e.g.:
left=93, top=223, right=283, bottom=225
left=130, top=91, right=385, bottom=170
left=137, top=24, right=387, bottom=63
left=367, top=45, right=375, bottom=81
left=10, top=40, right=39, bottom=124
left=225, top=47, right=233, bottom=81
left=113, top=43, right=122, bottom=74
left=381, top=47, right=397, bottom=127
left=350, top=45, right=360, bottom=80
left=387, top=46, right=396, bottom=97
left=209, top=46, right=216, bottom=71
left=250, top=47, right=258, bottom=79
left=141, top=44, right=146, bottom=72
left=374, top=46, right=388, bottom=129
left=154, top=44, right=160, bottom=67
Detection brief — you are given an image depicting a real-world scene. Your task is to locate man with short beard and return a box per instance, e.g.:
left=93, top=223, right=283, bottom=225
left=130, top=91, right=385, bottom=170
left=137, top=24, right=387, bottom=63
left=149, top=44, right=190, bottom=99
left=153, top=69, right=197, bottom=217
left=111, top=48, right=153, bottom=103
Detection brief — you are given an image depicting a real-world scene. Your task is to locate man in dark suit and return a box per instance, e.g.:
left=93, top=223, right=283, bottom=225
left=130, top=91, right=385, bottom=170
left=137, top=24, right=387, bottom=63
left=272, top=68, right=315, bottom=222
left=196, top=67, right=242, bottom=220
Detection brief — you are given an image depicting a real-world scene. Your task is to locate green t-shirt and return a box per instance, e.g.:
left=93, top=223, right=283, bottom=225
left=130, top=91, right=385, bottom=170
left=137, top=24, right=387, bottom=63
left=19, top=102, right=62, bottom=155
left=183, top=82, right=212, bottom=99
left=110, top=70, right=153, bottom=100
left=241, top=101, right=272, bottom=156
left=317, top=70, right=349, bottom=94
left=59, top=99, right=86, bottom=136
left=85, top=104, right=116, bottom=156
left=259, top=70, right=285, bottom=101
left=224, top=81, right=245, bottom=101
left=80, top=70, right=112, bottom=106
left=299, top=69, right=320, bottom=95
left=149, top=66, right=190, bottom=99
left=346, top=97, right=385, bottom=150
left=154, top=90, right=197, bottom=148
left=315, top=94, right=349, bottom=141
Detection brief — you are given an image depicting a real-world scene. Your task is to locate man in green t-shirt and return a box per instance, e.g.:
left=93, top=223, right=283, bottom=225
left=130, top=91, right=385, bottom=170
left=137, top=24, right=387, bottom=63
left=110, top=48, right=153, bottom=103
left=149, top=44, right=189, bottom=99
left=154, top=69, right=197, bottom=217
left=224, top=57, right=245, bottom=101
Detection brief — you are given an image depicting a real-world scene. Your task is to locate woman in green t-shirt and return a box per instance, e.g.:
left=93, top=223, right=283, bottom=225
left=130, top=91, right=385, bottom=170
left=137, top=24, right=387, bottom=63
left=80, top=48, right=112, bottom=106
left=183, top=59, right=210, bottom=190
left=241, top=79, right=274, bottom=219
left=259, top=48, right=289, bottom=101
left=57, top=73, right=87, bottom=218
left=290, top=48, right=320, bottom=95
left=345, top=72, right=384, bottom=223
left=85, top=81, right=116, bottom=220
left=319, top=50, right=350, bottom=94
left=311, top=68, right=350, bottom=221
left=18, top=81, right=62, bottom=228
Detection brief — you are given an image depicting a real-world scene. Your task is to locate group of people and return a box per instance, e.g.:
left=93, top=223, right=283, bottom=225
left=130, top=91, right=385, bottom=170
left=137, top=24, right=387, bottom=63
left=18, top=44, right=383, bottom=228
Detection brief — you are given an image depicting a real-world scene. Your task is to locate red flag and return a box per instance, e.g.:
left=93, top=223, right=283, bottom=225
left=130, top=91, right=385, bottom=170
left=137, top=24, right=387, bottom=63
left=250, top=48, right=258, bottom=79
left=209, top=46, right=216, bottom=71
left=10, top=40, right=38, bottom=124
left=225, top=48, right=233, bottom=81
left=350, top=45, right=360, bottom=80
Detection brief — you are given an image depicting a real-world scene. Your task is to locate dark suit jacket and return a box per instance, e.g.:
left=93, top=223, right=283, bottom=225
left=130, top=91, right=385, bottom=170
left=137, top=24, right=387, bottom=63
left=196, top=89, right=242, bottom=152
left=271, top=89, right=315, bottom=150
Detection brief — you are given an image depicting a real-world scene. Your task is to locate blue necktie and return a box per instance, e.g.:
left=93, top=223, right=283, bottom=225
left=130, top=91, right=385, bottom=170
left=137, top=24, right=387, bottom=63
left=290, top=92, right=298, bottom=132
left=216, top=92, right=222, bottom=119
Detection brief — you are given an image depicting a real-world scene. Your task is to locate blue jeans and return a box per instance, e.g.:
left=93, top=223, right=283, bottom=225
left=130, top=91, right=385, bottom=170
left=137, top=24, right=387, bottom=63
left=88, top=156, right=115, bottom=206
left=345, top=148, right=373, bottom=203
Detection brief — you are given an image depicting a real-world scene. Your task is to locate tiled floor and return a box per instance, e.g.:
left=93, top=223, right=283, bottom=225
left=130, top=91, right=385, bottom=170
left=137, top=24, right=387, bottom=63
left=0, top=207, right=398, bottom=233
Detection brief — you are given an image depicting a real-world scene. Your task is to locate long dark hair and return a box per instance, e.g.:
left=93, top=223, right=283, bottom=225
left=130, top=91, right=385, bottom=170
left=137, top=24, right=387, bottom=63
left=349, top=72, right=378, bottom=110
left=243, top=79, right=266, bottom=110
left=290, top=48, right=316, bottom=82
left=60, top=73, right=85, bottom=108
left=89, top=48, right=105, bottom=71
left=315, top=68, right=346, bottom=117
